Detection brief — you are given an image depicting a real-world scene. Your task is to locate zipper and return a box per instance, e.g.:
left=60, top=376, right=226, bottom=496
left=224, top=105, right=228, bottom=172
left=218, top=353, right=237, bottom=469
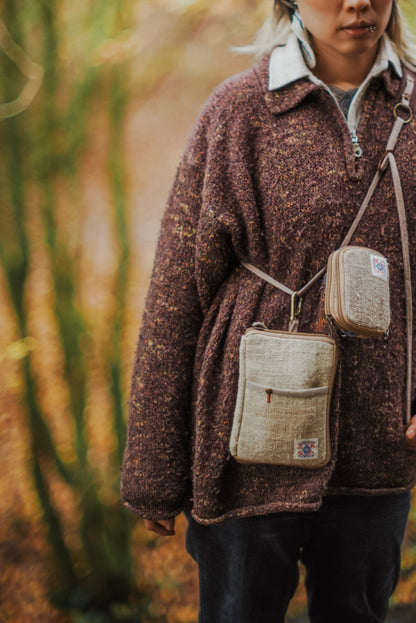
left=321, top=84, right=363, bottom=160
left=351, top=130, right=363, bottom=159
left=310, top=64, right=382, bottom=162
left=245, top=324, right=336, bottom=343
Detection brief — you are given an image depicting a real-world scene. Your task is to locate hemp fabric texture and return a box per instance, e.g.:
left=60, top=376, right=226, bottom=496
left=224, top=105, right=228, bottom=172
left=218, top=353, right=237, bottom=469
left=230, top=328, right=338, bottom=467
left=120, top=50, right=416, bottom=525
left=325, top=246, right=391, bottom=337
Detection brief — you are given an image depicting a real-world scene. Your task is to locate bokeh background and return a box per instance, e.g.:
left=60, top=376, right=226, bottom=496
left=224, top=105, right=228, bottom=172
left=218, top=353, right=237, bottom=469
left=1, top=1, right=416, bottom=622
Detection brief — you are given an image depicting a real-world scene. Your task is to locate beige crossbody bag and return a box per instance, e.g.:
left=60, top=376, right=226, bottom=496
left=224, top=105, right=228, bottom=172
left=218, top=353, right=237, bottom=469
left=230, top=75, right=414, bottom=467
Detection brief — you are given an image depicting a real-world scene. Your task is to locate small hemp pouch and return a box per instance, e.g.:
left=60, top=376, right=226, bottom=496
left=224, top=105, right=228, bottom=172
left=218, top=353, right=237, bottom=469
left=230, top=324, right=338, bottom=468
left=325, top=246, right=390, bottom=338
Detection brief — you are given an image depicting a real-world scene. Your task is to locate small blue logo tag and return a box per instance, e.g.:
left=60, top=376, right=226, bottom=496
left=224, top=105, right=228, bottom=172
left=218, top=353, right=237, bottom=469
left=370, top=255, right=388, bottom=281
left=294, top=438, right=318, bottom=460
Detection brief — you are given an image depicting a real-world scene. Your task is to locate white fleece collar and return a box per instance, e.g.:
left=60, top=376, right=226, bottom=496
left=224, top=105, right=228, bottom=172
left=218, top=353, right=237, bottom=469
left=268, top=31, right=403, bottom=92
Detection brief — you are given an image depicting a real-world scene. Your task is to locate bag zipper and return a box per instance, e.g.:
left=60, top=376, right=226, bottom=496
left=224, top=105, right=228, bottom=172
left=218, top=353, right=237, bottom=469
left=245, top=324, right=336, bottom=344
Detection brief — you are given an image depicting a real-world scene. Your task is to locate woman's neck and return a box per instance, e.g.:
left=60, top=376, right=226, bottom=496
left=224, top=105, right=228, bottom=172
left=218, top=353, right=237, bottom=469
left=310, top=38, right=380, bottom=90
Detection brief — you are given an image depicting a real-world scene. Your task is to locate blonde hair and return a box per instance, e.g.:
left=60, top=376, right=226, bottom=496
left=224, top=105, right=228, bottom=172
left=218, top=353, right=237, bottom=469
left=237, top=0, right=416, bottom=69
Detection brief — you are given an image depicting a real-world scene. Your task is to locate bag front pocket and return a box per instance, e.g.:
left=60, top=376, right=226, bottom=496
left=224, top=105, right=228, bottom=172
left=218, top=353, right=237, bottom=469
left=236, top=381, right=329, bottom=465
left=230, top=328, right=338, bottom=468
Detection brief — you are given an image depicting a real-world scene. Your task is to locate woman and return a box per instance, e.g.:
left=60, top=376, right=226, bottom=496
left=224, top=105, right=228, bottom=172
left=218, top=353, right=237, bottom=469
left=121, top=1, right=416, bottom=621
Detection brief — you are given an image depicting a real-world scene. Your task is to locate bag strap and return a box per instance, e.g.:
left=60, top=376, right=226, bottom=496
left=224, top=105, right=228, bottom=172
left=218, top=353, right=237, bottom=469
left=242, top=74, right=414, bottom=302
left=380, top=76, right=414, bottom=425
left=385, top=152, right=413, bottom=425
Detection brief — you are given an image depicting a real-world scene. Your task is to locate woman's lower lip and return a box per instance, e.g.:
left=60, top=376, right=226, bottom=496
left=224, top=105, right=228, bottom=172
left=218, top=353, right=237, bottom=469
left=342, top=26, right=375, bottom=38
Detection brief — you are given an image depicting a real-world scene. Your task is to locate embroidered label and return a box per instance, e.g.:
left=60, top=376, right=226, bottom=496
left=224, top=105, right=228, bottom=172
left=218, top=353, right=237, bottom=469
left=294, top=438, right=318, bottom=460
left=370, top=255, right=388, bottom=281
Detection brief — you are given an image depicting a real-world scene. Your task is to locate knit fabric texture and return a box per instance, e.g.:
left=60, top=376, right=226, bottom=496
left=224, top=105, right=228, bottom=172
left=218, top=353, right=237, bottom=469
left=121, top=55, right=416, bottom=524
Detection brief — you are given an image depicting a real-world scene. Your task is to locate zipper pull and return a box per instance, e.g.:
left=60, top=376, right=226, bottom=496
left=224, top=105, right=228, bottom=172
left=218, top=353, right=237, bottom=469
left=252, top=322, right=267, bottom=331
left=266, top=389, right=273, bottom=404
left=351, top=131, right=363, bottom=158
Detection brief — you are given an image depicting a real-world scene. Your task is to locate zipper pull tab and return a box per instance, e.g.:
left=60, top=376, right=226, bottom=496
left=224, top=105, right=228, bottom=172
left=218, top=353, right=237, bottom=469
left=351, top=131, right=363, bottom=158
left=266, top=389, right=273, bottom=404
left=252, top=322, right=267, bottom=331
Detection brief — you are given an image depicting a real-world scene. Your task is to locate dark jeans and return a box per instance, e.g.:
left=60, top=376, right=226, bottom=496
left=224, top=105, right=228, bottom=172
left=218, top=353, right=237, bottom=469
left=185, top=493, right=411, bottom=623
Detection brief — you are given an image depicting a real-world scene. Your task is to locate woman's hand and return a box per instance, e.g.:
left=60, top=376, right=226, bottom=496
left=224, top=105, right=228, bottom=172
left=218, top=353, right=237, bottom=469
left=405, top=415, right=416, bottom=451
left=144, top=518, right=176, bottom=537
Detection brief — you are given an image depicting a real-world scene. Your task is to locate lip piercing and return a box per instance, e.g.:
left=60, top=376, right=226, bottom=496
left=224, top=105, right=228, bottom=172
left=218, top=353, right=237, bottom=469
left=369, top=25, right=376, bottom=32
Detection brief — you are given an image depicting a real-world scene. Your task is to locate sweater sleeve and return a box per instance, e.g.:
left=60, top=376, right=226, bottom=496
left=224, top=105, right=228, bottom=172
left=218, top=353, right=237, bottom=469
left=120, top=101, right=229, bottom=519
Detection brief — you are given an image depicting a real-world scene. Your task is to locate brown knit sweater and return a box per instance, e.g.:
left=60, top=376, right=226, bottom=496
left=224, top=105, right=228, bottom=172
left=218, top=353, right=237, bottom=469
left=121, top=55, right=416, bottom=524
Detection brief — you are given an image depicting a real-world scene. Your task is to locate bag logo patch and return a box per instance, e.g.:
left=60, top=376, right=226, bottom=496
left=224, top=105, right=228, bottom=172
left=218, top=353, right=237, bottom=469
left=294, top=438, right=318, bottom=460
left=370, top=255, right=388, bottom=281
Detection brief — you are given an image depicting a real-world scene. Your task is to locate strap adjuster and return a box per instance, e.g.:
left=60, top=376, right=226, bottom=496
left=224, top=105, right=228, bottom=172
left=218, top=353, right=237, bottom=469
left=393, top=102, right=413, bottom=124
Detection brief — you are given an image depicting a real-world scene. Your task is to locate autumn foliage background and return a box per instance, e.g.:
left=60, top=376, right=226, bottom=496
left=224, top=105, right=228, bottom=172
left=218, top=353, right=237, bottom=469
left=1, top=1, right=416, bottom=622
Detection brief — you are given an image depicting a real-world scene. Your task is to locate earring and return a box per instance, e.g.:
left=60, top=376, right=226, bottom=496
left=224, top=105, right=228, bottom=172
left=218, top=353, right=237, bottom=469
left=280, top=0, right=298, bottom=11
left=291, top=8, right=316, bottom=68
